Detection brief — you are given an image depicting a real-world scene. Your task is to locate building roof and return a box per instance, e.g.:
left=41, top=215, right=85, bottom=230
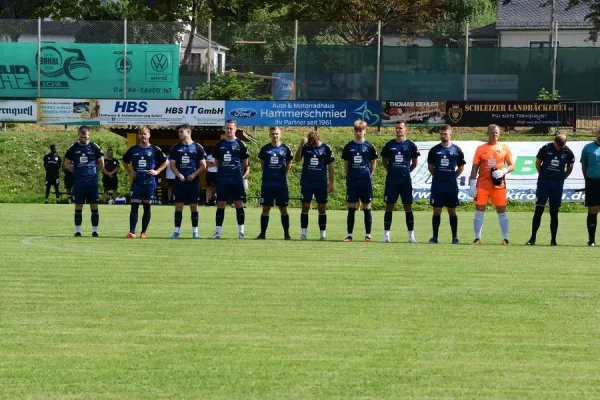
left=497, top=0, right=593, bottom=30
left=469, top=23, right=498, bottom=39
left=180, top=32, right=229, bottom=51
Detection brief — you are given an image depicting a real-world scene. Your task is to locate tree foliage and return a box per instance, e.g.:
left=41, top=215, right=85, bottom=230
left=190, top=70, right=271, bottom=100
left=566, top=0, right=600, bottom=42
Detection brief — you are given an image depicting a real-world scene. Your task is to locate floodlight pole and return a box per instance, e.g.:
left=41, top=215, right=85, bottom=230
left=463, top=20, right=469, bottom=101
left=124, top=19, right=127, bottom=99
left=292, top=20, right=298, bottom=100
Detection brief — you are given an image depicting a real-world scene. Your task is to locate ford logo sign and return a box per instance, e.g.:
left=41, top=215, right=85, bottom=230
left=229, top=108, right=257, bottom=118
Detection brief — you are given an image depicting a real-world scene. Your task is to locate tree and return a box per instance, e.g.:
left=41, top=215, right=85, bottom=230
left=436, top=0, right=497, bottom=41
left=565, top=0, right=600, bottom=42
left=190, top=70, right=271, bottom=100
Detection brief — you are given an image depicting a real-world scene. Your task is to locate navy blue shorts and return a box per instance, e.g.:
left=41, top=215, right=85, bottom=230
left=536, top=181, right=563, bottom=208
left=260, top=185, right=289, bottom=207
left=430, top=185, right=459, bottom=208
left=346, top=182, right=373, bottom=204
left=384, top=181, right=413, bottom=205
left=130, top=182, right=156, bottom=201
left=72, top=181, right=99, bottom=204
left=216, top=180, right=245, bottom=202
left=301, top=185, right=328, bottom=204
left=173, top=180, right=200, bottom=204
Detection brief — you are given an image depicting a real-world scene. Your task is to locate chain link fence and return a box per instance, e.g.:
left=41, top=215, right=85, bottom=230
left=1, top=18, right=600, bottom=101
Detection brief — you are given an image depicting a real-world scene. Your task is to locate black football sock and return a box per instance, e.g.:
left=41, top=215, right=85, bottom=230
left=260, top=215, right=269, bottom=235
left=549, top=206, right=559, bottom=243
left=236, top=207, right=245, bottom=225
left=129, top=202, right=140, bottom=233
left=318, top=213, right=327, bottom=231
left=281, top=214, right=290, bottom=236
left=141, top=203, right=151, bottom=233
left=54, top=184, right=60, bottom=199
left=216, top=208, right=225, bottom=227
left=347, top=208, right=356, bottom=234
left=384, top=211, right=393, bottom=231
left=363, top=209, right=372, bottom=235
left=91, top=209, right=99, bottom=227
left=74, top=209, right=82, bottom=226
left=405, top=211, right=414, bottom=231
left=432, top=214, right=441, bottom=238
left=191, top=211, right=199, bottom=228
left=449, top=214, right=458, bottom=238
left=175, top=210, right=183, bottom=228
left=531, top=205, right=544, bottom=241
left=587, top=213, right=597, bottom=243
left=301, top=213, right=309, bottom=229
left=45, top=185, right=51, bottom=198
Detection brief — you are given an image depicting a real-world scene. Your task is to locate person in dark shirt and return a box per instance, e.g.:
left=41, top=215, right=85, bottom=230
left=526, top=134, right=575, bottom=246
left=63, top=125, right=105, bottom=237
left=211, top=119, right=250, bottom=239
left=121, top=126, right=169, bottom=238
left=256, top=126, right=293, bottom=240
left=102, top=148, right=120, bottom=204
left=380, top=121, right=420, bottom=243
left=43, top=144, right=62, bottom=203
left=168, top=124, right=207, bottom=239
left=427, top=124, right=466, bottom=244
left=342, top=120, right=378, bottom=242
left=295, top=130, right=335, bottom=240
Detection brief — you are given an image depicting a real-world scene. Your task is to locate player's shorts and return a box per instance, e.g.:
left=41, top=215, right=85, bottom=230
left=173, top=180, right=200, bottom=204
left=585, top=177, right=600, bottom=207
left=64, top=173, right=74, bottom=190
left=346, top=182, right=373, bottom=204
left=301, top=185, right=328, bottom=204
left=430, top=185, right=459, bottom=208
left=103, top=176, right=118, bottom=191
left=474, top=187, right=507, bottom=207
left=45, top=174, right=60, bottom=186
left=215, top=180, right=245, bottom=202
left=166, top=178, right=176, bottom=188
left=206, top=172, right=216, bottom=187
left=536, top=181, right=563, bottom=208
left=130, top=182, right=156, bottom=201
left=72, top=180, right=99, bottom=204
left=260, top=185, right=289, bottom=207
left=384, top=180, right=413, bottom=205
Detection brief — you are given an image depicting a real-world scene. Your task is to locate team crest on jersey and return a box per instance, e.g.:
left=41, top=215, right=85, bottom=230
left=448, top=105, right=463, bottom=123
left=496, top=149, right=501, bottom=154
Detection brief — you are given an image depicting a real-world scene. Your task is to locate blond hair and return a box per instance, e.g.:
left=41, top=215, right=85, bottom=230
left=353, top=120, right=367, bottom=130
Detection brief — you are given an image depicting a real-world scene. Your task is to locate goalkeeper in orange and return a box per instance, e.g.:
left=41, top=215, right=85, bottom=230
left=468, top=124, right=515, bottom=245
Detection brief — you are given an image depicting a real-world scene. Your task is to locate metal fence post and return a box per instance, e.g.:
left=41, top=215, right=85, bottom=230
left=552, top=21, right=558, bottom=94
left=207, top=19, right=212, bottom=83
left=37, top=18, right=41, bottom=99
left=124, top=19, right=127, bottom=99
left=463, top=20, right=469, bottom=101
left=376, top=21, right=381, bottom=101
left=292, top=19, right=298, bottom=100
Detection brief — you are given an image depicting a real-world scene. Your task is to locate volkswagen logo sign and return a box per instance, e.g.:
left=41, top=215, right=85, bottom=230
left=150, top=54, right=169, bottom=72
left=229, top=108, right=257, bottom=118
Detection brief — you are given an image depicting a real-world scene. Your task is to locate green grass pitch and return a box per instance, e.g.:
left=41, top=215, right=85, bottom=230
left=1, top=204, right=599, bottom=399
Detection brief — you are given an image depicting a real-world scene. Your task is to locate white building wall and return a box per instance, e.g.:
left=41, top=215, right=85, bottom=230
left=500, top=30, right=600, bottom=47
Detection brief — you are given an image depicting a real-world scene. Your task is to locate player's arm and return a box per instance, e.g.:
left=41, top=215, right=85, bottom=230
left=469, top=164, right=480, bottom=180
left=188, top=160, right=206, bottom=182
left=410, top=157, right=418, bottom=172
left=327, top=162, right=335, bottom=193
left=286, top=159, right=292, bottom=173
left=535, top=159, right=542, bottom=173
left=43, top=156, right=49, bottom=170
left=369, top=144, right=378, bottom=173
left=410, top=143, right=420, bottom=172
left=565, top=162, right=574, bottom=179
left=343, top=160, right=349, bottom=176
left=242, top=164, right=249, bottom=179
left=170, top=159, right=185, bottom=181
left=455, top=164, right=464, bottom=178
left=111, top=161, right=120, bottom=176
left=370, top=159, right=377, bottom=173
left=295, top=138, right=306, bottom=162
left=97, top=157, right=106, bottom=175
left=63, top=158, right=74, bottom=173
left=121, top=159, right=135, bottom=178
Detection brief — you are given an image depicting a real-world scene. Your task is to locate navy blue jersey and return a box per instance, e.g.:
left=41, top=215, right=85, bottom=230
left=258, top=142, right=293, bottom=187
left=169, top=142, right=207, bottom=183
left=536, top=142, right=575, bottom=182
left=213, top=139, right=250, bottom=182
left=43, top=153, right=62, bottom=175
left=64, top=141, right=104, bottom=182
left=300, top=142, right=335, bottom=187
left=122, top=144, right=167, bottom=186
left=342, top=140, right=378, bottom=184
left=381, top=139, right=420, bottom=182
left=427, top=143, right=466, bottom=188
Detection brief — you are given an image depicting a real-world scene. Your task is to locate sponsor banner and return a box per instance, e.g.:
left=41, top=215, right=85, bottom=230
left=409, top=141, right=586, bottom=193
left=412, top=188, right=587, bottom=203
left=445, top=101, right=575, bottom=127
left=0, top=100, right=37, bottom=122
left=225, top=100, right=382, bottom=127
left=0, top=43, right=178, bottom=99
left=381, top=100, right=446, bottom=125
left=38, top=99, right=226, bottom=126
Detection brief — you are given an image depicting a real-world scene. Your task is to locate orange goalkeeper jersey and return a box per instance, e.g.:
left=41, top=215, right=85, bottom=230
left=473, top=143, right=513, bottom=190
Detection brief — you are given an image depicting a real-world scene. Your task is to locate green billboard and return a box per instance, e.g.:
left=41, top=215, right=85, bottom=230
left=0, top=42, right=179, bottom=99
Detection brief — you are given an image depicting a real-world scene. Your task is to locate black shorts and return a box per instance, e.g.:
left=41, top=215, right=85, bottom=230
left=103, top=176, right=118, bottom=191
left=46, top=174, right=60, bottom=186
left=206, top=171, right=217, bottom=187
left=585, top=177, right=600, bottom=207
left=166, top=178, right=176, bottom=187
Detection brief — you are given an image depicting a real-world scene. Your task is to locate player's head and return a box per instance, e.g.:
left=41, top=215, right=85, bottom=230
left=224, top=119, right=237, bottom=140
left=353, top=120, right=367, bottom=141
left=395, top=121, right=407, bottom=141
left=269, top=126, right=281, bottom=144
left=49, top=144, right=57, bottom=152
left=554, top=133, right=567, bottom=150
left=440, top=124, right=452, bottom=144
left=137, top=126, right=151, bottom=145
left=78, top=125, right=90, bottom=144
left=106, top=148, right=113, bottom=158
left=487, top=124, right=500, bottom=143
left=177, top=124, right=192, bottom=142
left=307, top=130, right=320, bottom=147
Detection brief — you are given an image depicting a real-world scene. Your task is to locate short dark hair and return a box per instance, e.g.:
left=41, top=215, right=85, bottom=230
left=78, top=125, right=90, bottom=134
left=555, top=134, right=567, bottom=147
left=440, top=124, right=452, bottom=131
left=225, top=119, right=237, bottom=126
left=177, top=124, right=192, bottom=132
left=269, top=126, right=281, bottom=131
left=50, top=144, right=56, bottom=150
